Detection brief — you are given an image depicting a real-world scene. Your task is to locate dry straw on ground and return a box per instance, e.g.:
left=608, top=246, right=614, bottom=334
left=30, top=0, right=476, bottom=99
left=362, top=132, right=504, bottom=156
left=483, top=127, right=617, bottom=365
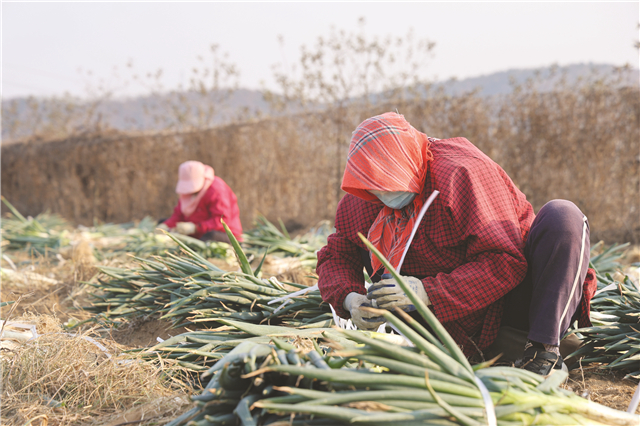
left=1, top=314, right=191, bottom=426
left=0, top=248, right=97, bottom=322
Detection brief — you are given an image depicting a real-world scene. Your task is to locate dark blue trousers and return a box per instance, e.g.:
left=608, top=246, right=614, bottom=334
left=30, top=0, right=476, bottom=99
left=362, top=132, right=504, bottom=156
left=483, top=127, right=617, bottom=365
left=502, top=200, right=591, bottom=346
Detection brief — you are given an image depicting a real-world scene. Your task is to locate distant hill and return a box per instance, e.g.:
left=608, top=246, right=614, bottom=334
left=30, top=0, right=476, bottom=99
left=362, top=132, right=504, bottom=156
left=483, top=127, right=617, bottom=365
left=436, top=62, right=638, bottom=96
left=2, top=63, right=637, bottom=141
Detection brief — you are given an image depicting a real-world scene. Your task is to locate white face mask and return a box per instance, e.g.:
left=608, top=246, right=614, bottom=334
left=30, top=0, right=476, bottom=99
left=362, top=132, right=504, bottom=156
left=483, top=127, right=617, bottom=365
left=370, top=190, right=417, bottom=209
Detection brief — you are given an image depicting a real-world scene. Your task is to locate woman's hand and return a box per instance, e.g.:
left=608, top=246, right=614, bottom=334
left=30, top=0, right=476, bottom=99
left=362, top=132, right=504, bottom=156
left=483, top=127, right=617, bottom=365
left=367, top=275, right=430, bottom=312
left=175, top=222, right=197, bottom=235
left=343, top=292, right=385, bottom=330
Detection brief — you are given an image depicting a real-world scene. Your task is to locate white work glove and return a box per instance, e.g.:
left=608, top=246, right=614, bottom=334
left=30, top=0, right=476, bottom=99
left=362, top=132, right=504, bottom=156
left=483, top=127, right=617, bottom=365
left=155, top=223, right=170, bottom=234
left=343, top=292, right=385, bottom=330
left=175, top=222, right=197, bottom=235
left=367, top=274, right=430, bottom=312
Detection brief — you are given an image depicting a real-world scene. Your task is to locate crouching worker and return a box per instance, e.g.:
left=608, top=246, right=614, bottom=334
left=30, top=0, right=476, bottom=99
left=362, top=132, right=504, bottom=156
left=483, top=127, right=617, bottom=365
left=158, top=161, right=243, bottom=243
left=317, top=112, right=597, bottom=376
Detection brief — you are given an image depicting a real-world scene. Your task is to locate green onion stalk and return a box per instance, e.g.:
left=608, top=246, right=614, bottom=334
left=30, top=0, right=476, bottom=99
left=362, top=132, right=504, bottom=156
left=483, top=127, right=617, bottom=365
left=1, top=197, right=70, bottom=254
left=589, top=242, right=631, bottom=275
left=161, top=234, right=639, bottom=426
left=85, top=216, right=235, bottom=260
left=568, top=272, right=640, bottom=379
left=241, top=215, right=332, bottom=269
left=1, top=200, right=300, bottom=262
left=101, top=230, right=235, bottom=260
left=0, top=198, right=234, bottom=261
left=132, top=320, right=349, bottom=372
left=84, top=225, right=332, bottom=330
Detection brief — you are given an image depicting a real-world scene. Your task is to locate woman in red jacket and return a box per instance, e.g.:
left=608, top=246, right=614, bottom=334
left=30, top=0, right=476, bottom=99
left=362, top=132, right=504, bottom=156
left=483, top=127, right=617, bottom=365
left=317, top=112, right=596, bottom=376
left=159, top=161, right=243, bottom=242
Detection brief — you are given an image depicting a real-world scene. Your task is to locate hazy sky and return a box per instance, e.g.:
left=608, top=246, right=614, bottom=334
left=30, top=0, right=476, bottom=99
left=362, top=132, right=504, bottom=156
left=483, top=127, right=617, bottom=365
left=2, top=2, right=638, bottom=99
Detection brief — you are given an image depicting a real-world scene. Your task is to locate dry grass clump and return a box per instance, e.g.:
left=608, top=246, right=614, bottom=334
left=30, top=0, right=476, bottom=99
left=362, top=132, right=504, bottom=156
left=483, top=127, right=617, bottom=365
left=1, top=244, right=138, bottom=323
left=0, top=252, right=93, bottom=322
left=71, top=238, right=97, bottom=282
left=624, top=245, right=640, bottom=265
left=5, top=312, right=63, bottom=335
left=1, top=315, right=191, bottom=425
left=1, top=252, right=74, bottom=318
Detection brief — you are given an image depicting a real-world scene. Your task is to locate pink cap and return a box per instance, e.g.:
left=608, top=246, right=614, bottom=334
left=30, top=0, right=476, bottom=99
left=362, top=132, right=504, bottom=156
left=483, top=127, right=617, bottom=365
left=176, top=161, right=207, bottom=194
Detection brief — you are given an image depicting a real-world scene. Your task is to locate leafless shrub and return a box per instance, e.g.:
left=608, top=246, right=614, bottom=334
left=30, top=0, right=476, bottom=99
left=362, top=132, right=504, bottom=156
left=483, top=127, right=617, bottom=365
left=264, top=17, right=435, bottom=204
left=1, top=45, right=243, bottom=142
left=490, top=66, right=639, bottom=241
left=1, top=22, right=637, bottom=243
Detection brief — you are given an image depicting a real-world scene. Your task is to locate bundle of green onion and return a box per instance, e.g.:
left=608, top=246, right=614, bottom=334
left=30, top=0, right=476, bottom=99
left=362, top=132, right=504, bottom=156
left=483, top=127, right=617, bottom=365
left=1, top=197, right=70, bottom=254
left=589, top=242, right=630, bottom=274
left=163, top=235, right=639, bottom=426
left=109, top=230, right=234, bottom=260
left=85, top=216, right=233, bottom=260
left=568, top=272, right=640, bottom=379
left=0, top=199, right=232, bottom=261
left=242, top=215, right=331, bottom=269
left=89, top=215, right=325, bottom=263
left=85, top=229, right=332, bottom=329
left=135, top=320, right=351, bottom=372
left=98, top=214, right=327, bottom=262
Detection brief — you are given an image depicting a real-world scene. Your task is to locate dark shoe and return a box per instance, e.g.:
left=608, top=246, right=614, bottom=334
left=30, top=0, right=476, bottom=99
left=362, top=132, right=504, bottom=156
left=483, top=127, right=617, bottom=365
left=485, top=326, right=528, bottom=363
left=519, top=346, right=567, bottom=376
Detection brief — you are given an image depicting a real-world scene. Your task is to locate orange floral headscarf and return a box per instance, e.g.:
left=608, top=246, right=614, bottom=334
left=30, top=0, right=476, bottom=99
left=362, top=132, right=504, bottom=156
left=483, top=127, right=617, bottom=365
left=341, top=112, right=434, bottom=274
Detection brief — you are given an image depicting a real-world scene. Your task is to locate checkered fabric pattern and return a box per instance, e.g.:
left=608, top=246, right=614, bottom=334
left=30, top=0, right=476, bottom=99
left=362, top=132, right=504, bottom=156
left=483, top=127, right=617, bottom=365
left=341, top=113, right=440, bottom=277
left=319, top=136, right=548, bottom=356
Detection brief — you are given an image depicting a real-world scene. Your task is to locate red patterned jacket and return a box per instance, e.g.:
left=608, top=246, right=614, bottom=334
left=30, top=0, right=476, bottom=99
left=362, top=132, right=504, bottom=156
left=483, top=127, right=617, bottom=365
left=317, top=137, right=594, bottom=356
left=164, top=177, right=243, bottom=240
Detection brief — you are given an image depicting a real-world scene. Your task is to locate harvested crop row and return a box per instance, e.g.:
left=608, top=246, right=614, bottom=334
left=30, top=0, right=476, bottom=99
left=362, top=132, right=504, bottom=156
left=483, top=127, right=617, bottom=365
left=84, top=230, right=332, bottom=330
left=569, top=272, right=640, bottom=379
left=162, top=236, right=639, bottom=426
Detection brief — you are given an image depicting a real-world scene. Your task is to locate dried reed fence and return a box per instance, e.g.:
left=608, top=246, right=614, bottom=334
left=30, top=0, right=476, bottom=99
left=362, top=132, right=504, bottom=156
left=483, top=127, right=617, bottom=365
left=0, top=117, right=338, bottom=234
left=2, top=83, right=638, bottom=243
